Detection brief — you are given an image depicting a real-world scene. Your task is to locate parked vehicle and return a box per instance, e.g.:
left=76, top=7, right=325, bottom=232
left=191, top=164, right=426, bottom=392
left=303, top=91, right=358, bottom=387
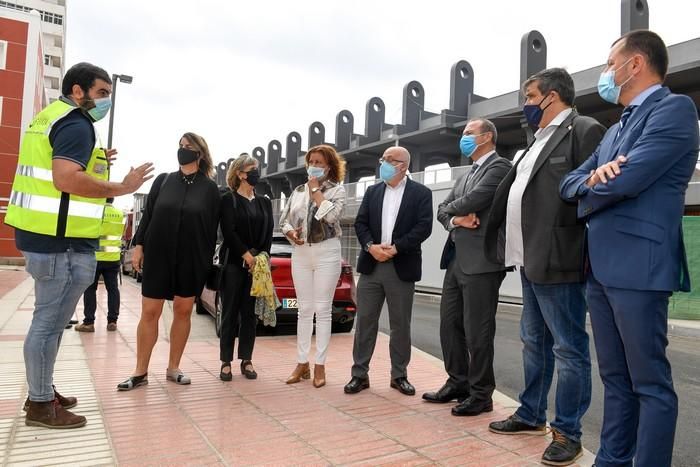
left=121, top=238, right=142, bottom=282
left=197, top=235, right=357, bottom=337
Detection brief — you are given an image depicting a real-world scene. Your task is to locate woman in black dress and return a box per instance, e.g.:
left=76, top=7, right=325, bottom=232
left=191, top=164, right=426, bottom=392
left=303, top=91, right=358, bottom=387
left=118, top=132, right=220, bottom=390
left=218, top=154, right=273, bottom=381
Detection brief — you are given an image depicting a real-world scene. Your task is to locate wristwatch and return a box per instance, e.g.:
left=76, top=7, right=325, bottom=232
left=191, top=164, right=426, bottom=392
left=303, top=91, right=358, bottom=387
left=311, top=187, right=320, bottom=194
left=364, top=241, right=373, bottom=252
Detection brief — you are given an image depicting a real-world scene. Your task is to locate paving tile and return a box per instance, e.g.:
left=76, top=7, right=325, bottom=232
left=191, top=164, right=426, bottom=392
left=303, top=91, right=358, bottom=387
left=0, top=267, right=594, bottom=466
left=340, top=449, right=435, bottom=466
left=324, top=438, right=405, bottom=464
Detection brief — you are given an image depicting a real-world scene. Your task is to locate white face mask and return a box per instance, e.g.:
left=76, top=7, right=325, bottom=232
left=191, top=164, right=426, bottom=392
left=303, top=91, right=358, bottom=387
left=307, top=166, right=325, bottom=178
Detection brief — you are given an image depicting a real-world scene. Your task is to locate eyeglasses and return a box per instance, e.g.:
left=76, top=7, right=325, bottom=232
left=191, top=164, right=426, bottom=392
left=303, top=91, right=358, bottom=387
left=378, top=157, right=406, bottom=167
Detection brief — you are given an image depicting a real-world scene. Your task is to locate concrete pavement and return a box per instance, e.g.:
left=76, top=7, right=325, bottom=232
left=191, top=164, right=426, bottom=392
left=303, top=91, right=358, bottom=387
left=0, top=266, right=594, bottom=466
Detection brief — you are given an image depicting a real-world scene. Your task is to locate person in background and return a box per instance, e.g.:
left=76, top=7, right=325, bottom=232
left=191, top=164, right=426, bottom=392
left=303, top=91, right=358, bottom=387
left=218, top=154, right=273, bottom=382
left=75, top=198, right=125, bottom=332
left=345, top=146, right=432, bottom=396
left=560, top=30, right=699, bottom=467
left=4, top=62, right=153, bottom=428
left=117, top=132, right=220, bottom=390
left=280, top=145, right=346, bottom=388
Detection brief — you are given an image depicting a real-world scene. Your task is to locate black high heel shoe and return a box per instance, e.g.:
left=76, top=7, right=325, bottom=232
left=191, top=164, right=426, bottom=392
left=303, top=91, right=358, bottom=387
left=240, top=360, right=257, bottom=380
left=220, top=362, right=232, bottom=381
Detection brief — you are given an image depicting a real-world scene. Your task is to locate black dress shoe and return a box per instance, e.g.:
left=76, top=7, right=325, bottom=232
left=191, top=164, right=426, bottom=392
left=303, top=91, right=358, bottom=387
left=240, top=360, right=257, bottom=380
left=541, top=430, right=582, bottom=466
left=344, top=376, right=370, bottom=394
left=489, top=415, right=546, bottom=435
left=68, top=319, right=78, bottom=325
left=451, top=396, right=493, bottom=416
left=219, top=362, right=232, bottom=382
left=390, top=377, right=415, bottom=396
left=422, top=383, right=469, bottom=403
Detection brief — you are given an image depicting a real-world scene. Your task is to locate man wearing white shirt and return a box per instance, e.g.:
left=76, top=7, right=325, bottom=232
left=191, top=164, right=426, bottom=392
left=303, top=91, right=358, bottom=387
left=483, top=68, right=605, bottom=466
left=346, top=146, right=433, bottom=396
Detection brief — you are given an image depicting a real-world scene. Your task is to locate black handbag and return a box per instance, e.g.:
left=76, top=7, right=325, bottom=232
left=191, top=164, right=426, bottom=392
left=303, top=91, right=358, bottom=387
left=206, top=245, right=229, bottom=291
left=205, top=190, right=237, bottom=291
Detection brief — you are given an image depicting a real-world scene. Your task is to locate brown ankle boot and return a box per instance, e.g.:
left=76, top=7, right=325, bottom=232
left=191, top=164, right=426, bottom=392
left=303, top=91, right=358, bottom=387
left=23, top=385, right=77, bottom=412
left=313, top=364, right=326, bottom=388
left=25, top=399, right=87, bottom=429
left=286, top=362, right=310, bottom=384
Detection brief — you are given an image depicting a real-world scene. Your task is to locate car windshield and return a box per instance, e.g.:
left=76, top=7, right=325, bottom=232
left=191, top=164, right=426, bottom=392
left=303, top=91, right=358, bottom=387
left=271, top=236, right=293, bottom=257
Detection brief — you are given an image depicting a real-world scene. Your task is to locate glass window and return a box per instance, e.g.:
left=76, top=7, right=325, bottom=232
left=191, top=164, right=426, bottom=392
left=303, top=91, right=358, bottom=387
left=0, top=40, right=6, bottom=70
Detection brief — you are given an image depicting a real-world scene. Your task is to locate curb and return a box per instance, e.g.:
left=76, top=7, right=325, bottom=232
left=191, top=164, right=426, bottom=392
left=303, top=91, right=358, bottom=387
left=414, top=293, right=700, bottom=339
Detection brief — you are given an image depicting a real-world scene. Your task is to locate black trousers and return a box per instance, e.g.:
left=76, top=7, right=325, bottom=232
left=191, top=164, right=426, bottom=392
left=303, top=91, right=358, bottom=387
left=439, top=260, right=505, bottom=401
left=219, top=263, right=257, bottom=362
left=82, top=260, right=121, bottom=324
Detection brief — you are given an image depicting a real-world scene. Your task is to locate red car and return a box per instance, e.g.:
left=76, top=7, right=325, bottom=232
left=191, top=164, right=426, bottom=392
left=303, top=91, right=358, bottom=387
left=196, top=235, right=357, bottom=337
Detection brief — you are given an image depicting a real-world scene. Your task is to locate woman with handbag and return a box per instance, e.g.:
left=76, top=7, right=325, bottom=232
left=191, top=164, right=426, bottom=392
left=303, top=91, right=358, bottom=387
left=118, top=132, right=220, bottom=390
left=218, top=154, right=273, bottom=381
left=279, top=145, right=346, bottom=388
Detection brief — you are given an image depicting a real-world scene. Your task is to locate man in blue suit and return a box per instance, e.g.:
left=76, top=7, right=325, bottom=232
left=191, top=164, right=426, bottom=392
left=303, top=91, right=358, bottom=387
left=560, top=30, right=699, bottom=467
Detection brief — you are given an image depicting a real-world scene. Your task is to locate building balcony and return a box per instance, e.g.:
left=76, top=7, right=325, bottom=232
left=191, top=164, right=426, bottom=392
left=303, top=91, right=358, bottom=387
left=44, top=45, right=63, bottom=57
left=40, top=22, right=63, bottom=35
left=43, top=65, right=61, bottom=79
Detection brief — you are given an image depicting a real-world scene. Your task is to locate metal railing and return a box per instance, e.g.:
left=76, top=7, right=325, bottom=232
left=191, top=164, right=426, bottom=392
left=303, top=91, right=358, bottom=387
left=270, top=165, right=470, bottom=269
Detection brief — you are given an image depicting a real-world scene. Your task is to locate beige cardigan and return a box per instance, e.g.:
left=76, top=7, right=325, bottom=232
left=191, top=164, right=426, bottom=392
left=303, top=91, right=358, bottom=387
left=279, top=180, right=345, bottom=243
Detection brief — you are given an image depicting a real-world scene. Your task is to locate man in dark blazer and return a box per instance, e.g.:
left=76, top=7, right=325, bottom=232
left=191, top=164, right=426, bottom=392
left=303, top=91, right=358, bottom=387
left=483, top=68, right=605, bottom=466
left=345, top=146, right=433, bottom=396
left=422, top=118, right=511, bottom=417
left=560, top=31, right=699, bottom=467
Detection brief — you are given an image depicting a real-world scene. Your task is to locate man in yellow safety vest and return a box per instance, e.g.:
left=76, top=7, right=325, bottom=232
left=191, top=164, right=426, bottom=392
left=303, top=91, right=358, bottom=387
left=75, top=199, right=125, bottom=333
left=5, top=62, right=153, bottom=429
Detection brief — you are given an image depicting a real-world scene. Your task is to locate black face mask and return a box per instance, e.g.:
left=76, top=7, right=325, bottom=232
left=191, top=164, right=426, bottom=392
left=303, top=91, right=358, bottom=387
left=245, top=169, right=260, bottom=186
left=177, top=147, right=199, bottom=166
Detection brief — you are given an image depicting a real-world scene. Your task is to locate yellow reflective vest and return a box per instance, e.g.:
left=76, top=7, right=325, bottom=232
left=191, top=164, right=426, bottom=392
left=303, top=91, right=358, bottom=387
left=95, top=203, right=125, bottom=262
left=5, top=99, right=108, bottom=239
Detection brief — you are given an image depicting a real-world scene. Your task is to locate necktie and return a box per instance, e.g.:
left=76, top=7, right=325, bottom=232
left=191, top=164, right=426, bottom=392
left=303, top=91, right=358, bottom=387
left=616, top=105, right=637, bottom=140
left=451, top=163, right=481, bottom=241
left=466, top=163, right=480, bottom=183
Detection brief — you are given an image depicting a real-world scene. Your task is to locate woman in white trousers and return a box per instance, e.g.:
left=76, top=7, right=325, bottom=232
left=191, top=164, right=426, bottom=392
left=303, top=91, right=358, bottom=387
left=279, top=145, right=346, bottom=388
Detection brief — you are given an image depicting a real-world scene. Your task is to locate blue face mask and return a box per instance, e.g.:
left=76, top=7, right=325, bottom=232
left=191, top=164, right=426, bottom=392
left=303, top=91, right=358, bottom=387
left=597, top=57, right=634, bottom=104
left=459, top=133, right=485, bottom=158
left=379, top=160, right=397, bottom=182
left=86, top=97, right=112, bottom=122
left=307, top=166, right=325, bottom=179
left=522, top=94, right=552, bottom=128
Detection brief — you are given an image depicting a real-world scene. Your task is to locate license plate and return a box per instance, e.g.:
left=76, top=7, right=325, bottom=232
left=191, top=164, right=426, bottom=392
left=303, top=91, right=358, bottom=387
left=282, top=298, right=298, bottom=309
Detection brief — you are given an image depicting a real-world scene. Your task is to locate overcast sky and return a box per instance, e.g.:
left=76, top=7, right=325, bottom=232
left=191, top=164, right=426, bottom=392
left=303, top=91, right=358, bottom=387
left=63, top=0, right=700, bottom=207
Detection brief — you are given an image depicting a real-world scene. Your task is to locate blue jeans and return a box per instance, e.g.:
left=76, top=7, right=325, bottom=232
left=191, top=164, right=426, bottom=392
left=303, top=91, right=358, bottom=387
left=23, top=250, right=96, bottom=401
left=514, top=270, right=591, bottom=442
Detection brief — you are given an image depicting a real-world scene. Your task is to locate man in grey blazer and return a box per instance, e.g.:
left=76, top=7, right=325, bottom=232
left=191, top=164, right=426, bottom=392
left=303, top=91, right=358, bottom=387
left=422, top=118, right=511, bottom=416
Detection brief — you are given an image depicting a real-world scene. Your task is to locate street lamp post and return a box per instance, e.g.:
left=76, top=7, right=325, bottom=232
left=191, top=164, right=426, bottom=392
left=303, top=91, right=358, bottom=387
left=107, top=73, right=133, bottom=149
